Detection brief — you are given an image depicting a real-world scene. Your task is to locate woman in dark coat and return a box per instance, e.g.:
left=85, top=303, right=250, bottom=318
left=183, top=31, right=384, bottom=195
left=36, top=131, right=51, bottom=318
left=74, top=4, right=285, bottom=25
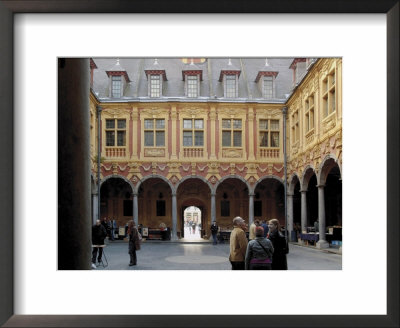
left=127, top=220, right=140, bottom=266
left=267, top=219, right=288, bottom=270
left=92, top=219, right=107, bottom=267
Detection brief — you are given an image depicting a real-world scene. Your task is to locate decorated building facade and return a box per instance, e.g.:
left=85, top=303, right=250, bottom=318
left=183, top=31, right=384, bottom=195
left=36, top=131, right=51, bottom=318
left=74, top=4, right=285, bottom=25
left=89, top=57, right=342, bottom=248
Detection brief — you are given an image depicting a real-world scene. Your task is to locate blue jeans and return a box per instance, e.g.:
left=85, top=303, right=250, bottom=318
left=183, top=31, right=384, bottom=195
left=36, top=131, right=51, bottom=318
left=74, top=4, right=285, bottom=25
left=212, top=233, right=217, bottom=244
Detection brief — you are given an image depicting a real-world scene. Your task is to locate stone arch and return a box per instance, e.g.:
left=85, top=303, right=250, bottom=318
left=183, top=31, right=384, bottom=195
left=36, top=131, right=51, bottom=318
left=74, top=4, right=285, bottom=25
left=175, top=175, right=213, bottom=194
left=136, top=174, right=174, bottom=194
left=214, top=175, right=251, bottom=195
left=318, top=154, right=342, bottom=186
left=254, top=175, right=284, bottom=194
left=100, top=174, right=134, bottom=193
left=288, top=173, right=301, bottom=195
left=301, top=165, right=316, bottom=191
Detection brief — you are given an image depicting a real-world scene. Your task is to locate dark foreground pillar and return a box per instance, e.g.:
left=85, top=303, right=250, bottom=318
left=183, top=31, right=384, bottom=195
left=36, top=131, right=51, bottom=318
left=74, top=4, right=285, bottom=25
left=58, top=58, right=91, bottom=270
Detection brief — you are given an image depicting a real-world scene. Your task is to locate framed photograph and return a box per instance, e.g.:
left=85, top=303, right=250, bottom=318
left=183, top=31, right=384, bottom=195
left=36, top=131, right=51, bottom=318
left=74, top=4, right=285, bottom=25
left=0, top=1, right=398, bottom=327
left=142, top=227, right=149, bottom=237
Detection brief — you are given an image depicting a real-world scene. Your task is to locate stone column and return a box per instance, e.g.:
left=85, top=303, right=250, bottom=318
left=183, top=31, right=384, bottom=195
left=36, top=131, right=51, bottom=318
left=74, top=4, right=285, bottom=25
left=316, top=184, right=329, bottom=249
left=58, top=58, right=91, bottom=270
left=209, top=107, right=217, bottom=160
left=300, top=190, right=307, bottom=233
left=171, top=193, right=178, bottom=240
left=248, top=193, right=254, bottom=225
left=131, top=107, right=138, bottom=160
left=92, top=191, right=98, bottom=225
left=211, top=192, right=216, bottom=223
left=248, top=108, right=255, bottom=161
left=170, top=106, right=178, bottom=160
left=287, top=193, right=294, bottom=241
left=133, top=192, right=138, bottom=226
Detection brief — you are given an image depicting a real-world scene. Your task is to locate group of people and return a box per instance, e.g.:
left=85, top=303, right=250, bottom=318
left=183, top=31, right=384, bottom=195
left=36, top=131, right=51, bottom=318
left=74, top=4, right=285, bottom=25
left=228, top=216, right=288, bottom=270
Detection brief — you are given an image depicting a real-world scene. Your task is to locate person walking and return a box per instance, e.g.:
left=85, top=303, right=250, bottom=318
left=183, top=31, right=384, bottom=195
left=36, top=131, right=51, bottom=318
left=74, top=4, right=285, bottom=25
left=92, top=219, right=107, bottom=269
left=127, top=220, right=141, bottom=266
left=210, top=221, right=219, bottom=245
left=267, top=219, right=288, bottom=270
left=245, top=226, right=274, bottom=270
left=229, top=216, right=248, bottom=270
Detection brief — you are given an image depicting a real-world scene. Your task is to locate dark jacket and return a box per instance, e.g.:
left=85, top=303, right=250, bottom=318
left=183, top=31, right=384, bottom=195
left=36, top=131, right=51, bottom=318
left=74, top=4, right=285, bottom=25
left=210, top=224, right=218, bottom=235
left=129, top=227, right=141, bottom=252
left=268, top=230, right=288, bottom=270
left=92, top=224, right=107, bottom=245
left=245, top=237, right=274, bottom=270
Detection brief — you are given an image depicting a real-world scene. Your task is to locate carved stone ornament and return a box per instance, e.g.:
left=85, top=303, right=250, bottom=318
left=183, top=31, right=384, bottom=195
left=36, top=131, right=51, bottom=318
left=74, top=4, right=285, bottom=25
left=144, top=148, right=165, bottom=157
left=180, top=107, right=204, bottom=118
left=103, top=108, right=130, bottom=117
left=170, top=175, right=179, bottom=184
left=141, top=107, right=169, bottom=118
left=209, top=176, right=217, bottom=184
left=322, top=116, right=336, bottom=133
left=218, top=107, right=243, bottom=117
left=222, top=149, right=243, bottom=158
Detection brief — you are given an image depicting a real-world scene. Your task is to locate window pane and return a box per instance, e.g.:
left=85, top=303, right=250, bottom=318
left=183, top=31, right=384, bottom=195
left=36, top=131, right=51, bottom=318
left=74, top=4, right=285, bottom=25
left=183, top=131, right=192, bottom=146
left=222, top=119, right=231, bottom=129
left=144, top=119, right=153, bottom=129
left=226, top=75, right=236, bottom=98
left=117, top=131, right=126, bottom=146
left=194, top=119, right=203, bottom=129
left=222, top=131, right=231, bottom=147
left=259, top=132, right=268, bottom=147
left=194, top=131, right=203, bottom=146
left=112, top=76, right=122, bottom=98
left=144, top=131, right=154, bottom=146
left=150, top=75, right=160, bottom=97
left=263, top=77, right=273, bottom=98
left=270, top=120, right=279, bottom=130
left=187, top=76, right=198, bottom=97
left=117, top=119, right=126, bottom=129
left=254, top=201, right=262, bottom=217
left=156, top=119, right=165, bottom=129
left=156, top=131, right=165, bottom=146
left=259, top=120, right=268, bottom=130
left=221, top=200, right=230, bottom=217
left=156, top=200, right=166, bottom=216
left=233, top=119, right=242, bottom=129
left=183, top=119, right=192, bottom=129
left=106, top=131, right=115, bottom=146
left=106, top=119, right=115, bottom=129
left=270, top=132, right=279, bottom=147
left=233, top=131, right=242, bottom=147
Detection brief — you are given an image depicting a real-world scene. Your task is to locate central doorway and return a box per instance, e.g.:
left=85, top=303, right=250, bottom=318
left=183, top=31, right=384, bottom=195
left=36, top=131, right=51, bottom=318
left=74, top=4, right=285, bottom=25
left=182, top=206, right=203, bottom=240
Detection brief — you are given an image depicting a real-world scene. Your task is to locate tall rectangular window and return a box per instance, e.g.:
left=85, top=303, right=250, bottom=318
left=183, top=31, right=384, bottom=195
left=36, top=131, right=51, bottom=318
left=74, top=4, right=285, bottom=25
left=144, top=119, right=165, bottom=146
left=222, top=119, right=242, bottom=147
left=225, top=75, right=236, bottom=98
left=221, top=200, right=230, bottom=217
left=187, top=75, right=198, bottom=97
left=156, top=200, right=166, bottom=216
left=150, top=75, right=161, bottom=97
left=105, top=119, right=126, bottom=146
left=259, top=119, right=279, bottom=147
left=263, top=76, right=273, bottom=98
left=183, top=119, right=204, bottom=146
left=254, top=201, right=262, bottom=217
left=305, top=94, right=315, bottom=133
left=111, top=75, right=122, bottom=98
left=291, top=111, right=299, bottom=143
left=322, top=70, right=336, bottom=117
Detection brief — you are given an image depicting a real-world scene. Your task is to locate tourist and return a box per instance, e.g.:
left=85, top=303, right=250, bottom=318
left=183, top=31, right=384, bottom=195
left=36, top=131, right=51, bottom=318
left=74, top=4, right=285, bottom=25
left=267, top=219, right=288, bottom=270
left=127, top=220, right=141, bottom=266
left=261, top=220, right=269, bottom=237
left=229, top=216, right=248, bottom=270
left=210, top=221, right=219, bottom=245
left=91, top=219, right=107, bottom=269
left=245, top=226, right=274, bottom=270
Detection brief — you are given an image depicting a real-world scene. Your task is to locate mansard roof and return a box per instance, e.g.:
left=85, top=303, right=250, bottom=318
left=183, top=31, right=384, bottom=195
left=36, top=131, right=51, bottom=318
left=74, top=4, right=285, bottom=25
left=91, top=57, right=318, bottom=102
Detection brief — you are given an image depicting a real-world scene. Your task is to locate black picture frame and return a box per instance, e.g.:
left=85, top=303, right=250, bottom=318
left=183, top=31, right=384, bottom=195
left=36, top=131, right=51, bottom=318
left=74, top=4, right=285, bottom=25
left=0, top=1, right=398, bottom=327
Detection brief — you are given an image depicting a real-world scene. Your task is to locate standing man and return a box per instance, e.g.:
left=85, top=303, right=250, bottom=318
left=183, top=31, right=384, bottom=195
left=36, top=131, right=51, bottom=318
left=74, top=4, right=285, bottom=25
left=261, top=220, right=269, bottom=238
left=92, top=219, right=107, bottom=269
left=210, top=221, right=219, bottom=245
left=229, top=216, right=248, bottom=270
left=249, top=219, right=260, bottom=241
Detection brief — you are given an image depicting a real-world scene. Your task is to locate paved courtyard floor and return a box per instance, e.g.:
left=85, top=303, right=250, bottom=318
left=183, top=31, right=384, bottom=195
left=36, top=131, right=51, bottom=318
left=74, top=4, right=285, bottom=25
left=94, top=240, right=342, bottom=270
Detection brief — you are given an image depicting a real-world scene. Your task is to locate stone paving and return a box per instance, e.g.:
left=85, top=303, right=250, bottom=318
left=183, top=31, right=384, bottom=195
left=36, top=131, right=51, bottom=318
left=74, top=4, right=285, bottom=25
left=94, top=239, right=342, bottom=270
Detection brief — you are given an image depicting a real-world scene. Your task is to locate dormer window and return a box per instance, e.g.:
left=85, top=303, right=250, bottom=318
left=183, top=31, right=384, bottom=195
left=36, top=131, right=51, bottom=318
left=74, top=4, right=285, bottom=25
left=182, top=60, right=202, bottom=98
left=145, top=59, right=168, bottom=98
left=150, top=75, right=161, bottom=98
left=255, top=70, right=278, bottom=99
left=289, top=58, right=307, bottom=86
left=106, top=59, right=130, bottom=98
left=187, top=75, right=199, bottom=97
left=219, top=59, right=241, bottom=98
left=111, top=75, right=122, bottom=98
